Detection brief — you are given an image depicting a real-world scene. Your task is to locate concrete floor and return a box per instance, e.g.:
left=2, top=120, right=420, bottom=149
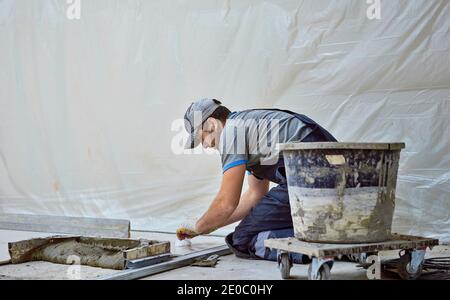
left=0, top=229, right=225, bottom=280
left=0, top=229, right=121, bottom=279
left=146, top=246, right=450, bottom=280
left=0, top=229, right=448, bottom=280
left=130, top=231, right=226, bottom=256
left=145, top=254, right=368, bottom=280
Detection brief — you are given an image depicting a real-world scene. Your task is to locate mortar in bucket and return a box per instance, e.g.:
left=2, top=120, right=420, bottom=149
left=278, top=142, right=405, bottom=244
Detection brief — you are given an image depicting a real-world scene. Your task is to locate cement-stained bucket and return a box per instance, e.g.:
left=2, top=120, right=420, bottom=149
left=278, top=142, right=405, bottom=243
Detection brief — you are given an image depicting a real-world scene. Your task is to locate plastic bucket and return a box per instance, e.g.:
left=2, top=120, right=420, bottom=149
left=278, top=142, right=405, bottom=243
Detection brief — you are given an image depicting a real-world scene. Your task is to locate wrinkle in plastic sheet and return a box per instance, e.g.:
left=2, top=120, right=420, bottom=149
left=0, top=0, right=449, bottom=242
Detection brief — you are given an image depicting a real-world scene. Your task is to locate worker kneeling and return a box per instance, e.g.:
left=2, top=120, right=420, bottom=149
left=177, top=99, right=337, bottom=263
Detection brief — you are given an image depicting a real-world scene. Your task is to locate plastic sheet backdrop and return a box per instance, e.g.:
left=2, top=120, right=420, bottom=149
left=0, top=0, right=449, bottom=242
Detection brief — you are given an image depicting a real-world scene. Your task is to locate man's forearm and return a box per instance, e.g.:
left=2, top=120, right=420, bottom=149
left=194, top=164, right=246, bottom=235
left=224, top=189, right=261, bottom=226
left=195, top=196, right=237, bottom=234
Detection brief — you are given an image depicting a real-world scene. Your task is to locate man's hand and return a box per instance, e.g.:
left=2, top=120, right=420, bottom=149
left=176, top=226, right=200, bottom=240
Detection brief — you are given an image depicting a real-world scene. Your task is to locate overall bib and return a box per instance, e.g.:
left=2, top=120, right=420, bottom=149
left=225, top=110, right=337, bottom=263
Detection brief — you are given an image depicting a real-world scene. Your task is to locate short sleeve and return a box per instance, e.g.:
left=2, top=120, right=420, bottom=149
left=219, top=119, right=249, bottom=173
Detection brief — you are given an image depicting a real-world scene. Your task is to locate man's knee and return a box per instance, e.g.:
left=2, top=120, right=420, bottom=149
left=250, top=229, right=310, bottom=264
left=250, top=228, right=294, bottom=260
left=230, top=225, right=254, bottom=254
left=225, top=232, right=253, bottom=259
left=225, top=183, right=292, bottom=258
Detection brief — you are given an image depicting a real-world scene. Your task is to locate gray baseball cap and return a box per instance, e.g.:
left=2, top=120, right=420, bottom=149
left=184, top=98, right=222, bottom=149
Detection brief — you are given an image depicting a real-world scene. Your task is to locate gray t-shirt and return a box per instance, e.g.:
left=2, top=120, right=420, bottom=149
left=218, top=110, right=313, bottom=178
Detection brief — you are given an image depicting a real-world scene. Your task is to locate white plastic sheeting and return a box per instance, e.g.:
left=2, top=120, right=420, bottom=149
left=0, top=0, right=449, bottom=242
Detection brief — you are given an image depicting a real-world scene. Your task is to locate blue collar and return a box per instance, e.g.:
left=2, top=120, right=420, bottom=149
left=228, top=111, right=238, bottom=118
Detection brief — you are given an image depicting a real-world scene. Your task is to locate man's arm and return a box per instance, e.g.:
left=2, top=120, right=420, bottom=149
left=195, top=164, right=246, bottom=235
left=224, top=174, right=269, bottom=226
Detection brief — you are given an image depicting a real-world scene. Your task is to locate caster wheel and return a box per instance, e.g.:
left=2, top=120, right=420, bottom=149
left=308, top=262, right=331, bottom=280
left=279, top=253, right=292, bottom=279
left=397, top=252, right=423, bottom=280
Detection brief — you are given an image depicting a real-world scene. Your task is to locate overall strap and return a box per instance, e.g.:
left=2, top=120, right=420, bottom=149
left=241, top=108, right=337, bottom=142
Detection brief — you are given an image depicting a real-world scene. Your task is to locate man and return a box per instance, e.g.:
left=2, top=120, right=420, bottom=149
left=177, top=98, right=336, bottom=263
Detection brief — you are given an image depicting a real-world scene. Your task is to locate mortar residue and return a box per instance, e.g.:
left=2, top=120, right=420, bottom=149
left=31, top=240, right=125, bottom=270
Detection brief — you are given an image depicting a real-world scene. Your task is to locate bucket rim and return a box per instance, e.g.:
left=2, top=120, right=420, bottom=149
left=277, top=142, right=406, bottom=151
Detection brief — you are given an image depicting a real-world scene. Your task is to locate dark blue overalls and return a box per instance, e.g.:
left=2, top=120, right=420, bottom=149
left=225, top=109, right=337, bottom=263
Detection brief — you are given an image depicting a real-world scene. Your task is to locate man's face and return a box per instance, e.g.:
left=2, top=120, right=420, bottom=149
left=200, top=118, right=223, bottom=150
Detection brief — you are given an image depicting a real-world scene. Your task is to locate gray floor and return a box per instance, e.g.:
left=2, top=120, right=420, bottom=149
left=144, top=254, right=369, bottom=280
left=0, top=229, right=226, bottom=280
left=145, top=245, right=450, bottom=280
left=0, top=229, right=448, bottom=280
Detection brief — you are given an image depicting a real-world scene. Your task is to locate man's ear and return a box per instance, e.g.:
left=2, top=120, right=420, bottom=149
left=205, top=117, right=218, bottom=131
